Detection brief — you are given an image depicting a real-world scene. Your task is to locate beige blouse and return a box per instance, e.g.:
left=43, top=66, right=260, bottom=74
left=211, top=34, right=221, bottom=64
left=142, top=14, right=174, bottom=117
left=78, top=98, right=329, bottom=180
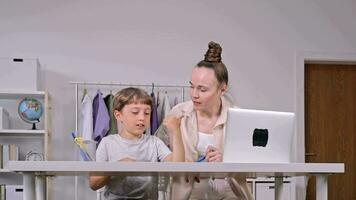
left=155, top=96, right=253, bottom=200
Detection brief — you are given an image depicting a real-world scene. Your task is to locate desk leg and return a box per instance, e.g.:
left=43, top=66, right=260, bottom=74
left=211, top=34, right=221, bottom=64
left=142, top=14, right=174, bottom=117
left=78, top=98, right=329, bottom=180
left=23, top=172, right=35, bottom=200
left=275, top=177, right=283, bottom=200
left=36, top=175, right=46, bottom=200
left=316, top=175, right=328, bottom=200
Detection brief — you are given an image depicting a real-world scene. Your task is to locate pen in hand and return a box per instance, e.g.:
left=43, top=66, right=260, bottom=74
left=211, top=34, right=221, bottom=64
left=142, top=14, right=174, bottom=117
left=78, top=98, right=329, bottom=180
left=196, top=155, right=205, bottom=162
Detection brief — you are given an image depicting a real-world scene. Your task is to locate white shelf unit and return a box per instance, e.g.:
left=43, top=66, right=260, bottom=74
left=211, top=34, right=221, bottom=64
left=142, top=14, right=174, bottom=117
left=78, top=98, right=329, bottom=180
left=248, top=177, right=296, bottom=200
left=0, top=90, right=51, bottom=163
left=0, top=90, right=51, bottom=197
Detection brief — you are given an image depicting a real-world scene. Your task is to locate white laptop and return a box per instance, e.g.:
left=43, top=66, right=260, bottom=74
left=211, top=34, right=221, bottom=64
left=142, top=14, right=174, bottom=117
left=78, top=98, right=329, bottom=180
left=223, top=108, right=295, bottom=163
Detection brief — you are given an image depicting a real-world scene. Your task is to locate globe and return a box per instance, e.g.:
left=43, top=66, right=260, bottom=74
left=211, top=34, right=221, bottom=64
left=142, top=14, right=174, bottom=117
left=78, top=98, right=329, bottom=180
left=18, top=98, right=43, bottom=130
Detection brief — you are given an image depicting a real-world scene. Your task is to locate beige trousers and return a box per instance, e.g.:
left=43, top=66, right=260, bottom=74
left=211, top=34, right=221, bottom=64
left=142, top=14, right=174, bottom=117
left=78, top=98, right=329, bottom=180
left=170, top=176, right=253, bottom=200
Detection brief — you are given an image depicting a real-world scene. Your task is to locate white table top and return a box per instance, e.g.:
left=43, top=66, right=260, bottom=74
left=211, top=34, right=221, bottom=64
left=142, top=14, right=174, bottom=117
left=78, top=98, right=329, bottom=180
left=7, top=161, right=344, bottom=178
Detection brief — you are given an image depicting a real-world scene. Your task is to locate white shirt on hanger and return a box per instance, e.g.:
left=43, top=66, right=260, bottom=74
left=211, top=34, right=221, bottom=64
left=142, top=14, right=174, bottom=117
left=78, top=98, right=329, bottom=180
left=81, top=93, right=93, bottom=141
left=163, top=93, right=171, bottom=119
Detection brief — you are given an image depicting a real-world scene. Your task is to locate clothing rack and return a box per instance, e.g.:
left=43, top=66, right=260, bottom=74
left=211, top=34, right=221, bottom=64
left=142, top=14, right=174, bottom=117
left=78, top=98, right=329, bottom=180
left=69, top=81, right=189, bottom=200
left=69, top=81, right=189, bottom=88
left=70, top=81, right=189, bottom=137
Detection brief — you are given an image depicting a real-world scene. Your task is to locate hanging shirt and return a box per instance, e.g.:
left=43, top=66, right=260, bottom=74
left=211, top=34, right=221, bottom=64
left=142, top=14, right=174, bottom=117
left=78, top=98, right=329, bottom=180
left=104, top=93, right=118, bottom=135
left=150, top=92, right=159, bottom=135
left=156, top=91, right=161, bottom=123
left=81, top=93, right=93, bottom=141
left=173, top=96, right=179, bottom=107
left=156, top=92, right=163, bottom=125
left=156, top=92, right=172, bottom=126
left=92, top=90, right=110, bottom=143
left=162, top=93, right=171, bottom=120
left=156, top=90, right=161, bottom=112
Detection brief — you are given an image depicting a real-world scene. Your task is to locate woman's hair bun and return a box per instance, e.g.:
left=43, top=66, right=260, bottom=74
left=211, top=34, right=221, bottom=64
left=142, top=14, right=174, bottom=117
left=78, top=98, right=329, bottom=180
left=204, top=41, right=222, bottom=63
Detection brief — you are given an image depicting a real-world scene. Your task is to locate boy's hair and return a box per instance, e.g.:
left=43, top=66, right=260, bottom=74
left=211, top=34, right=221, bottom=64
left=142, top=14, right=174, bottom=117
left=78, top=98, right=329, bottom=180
left=113, top=87, right=152, bottom=111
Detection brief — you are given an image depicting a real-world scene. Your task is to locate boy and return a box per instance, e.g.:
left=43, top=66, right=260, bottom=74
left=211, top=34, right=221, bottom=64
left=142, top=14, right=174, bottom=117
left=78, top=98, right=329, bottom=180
left=89, top=87, right=184, bottom=199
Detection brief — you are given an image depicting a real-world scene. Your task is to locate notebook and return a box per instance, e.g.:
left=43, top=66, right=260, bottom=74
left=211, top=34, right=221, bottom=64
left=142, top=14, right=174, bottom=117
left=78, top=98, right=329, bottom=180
left=223, top=108, right=295, bottom=163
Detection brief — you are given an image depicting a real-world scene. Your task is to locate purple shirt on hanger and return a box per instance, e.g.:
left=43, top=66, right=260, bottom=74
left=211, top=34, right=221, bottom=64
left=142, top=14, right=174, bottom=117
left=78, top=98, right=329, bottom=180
left=150, top=92, right=159, bottom=135
left=93, top=90, right=110, bottom=143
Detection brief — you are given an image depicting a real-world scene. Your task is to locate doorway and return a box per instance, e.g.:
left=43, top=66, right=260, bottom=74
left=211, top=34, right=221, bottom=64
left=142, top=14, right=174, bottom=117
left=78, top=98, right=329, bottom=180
left=304, top=63, right=355, bottom=200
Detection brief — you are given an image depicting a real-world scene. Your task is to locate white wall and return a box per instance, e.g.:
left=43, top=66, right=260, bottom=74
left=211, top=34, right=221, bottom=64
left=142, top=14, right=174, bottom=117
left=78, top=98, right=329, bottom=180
left=1, top=0, right=355, bottom=199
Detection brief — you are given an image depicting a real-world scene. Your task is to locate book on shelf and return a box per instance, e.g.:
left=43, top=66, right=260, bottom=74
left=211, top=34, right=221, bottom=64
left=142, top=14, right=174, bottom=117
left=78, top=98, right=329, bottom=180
left=0, top=184, right=5, bottom=200
left=0, top=145, right=2, bottom=168
left=0, top=144, right=19, bottom=169
left=9, top=144, right=19, bottom=161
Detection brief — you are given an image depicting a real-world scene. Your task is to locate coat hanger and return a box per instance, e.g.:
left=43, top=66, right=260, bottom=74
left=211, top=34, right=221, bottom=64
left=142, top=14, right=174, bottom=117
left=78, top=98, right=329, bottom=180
left=151, top=82, right=155, bottom=94
left=81, top=82, right=88, bottom=102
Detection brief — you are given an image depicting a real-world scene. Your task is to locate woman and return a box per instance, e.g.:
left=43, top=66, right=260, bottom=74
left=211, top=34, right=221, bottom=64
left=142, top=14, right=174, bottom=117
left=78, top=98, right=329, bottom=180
left=156, top=41, right=253, bottom=199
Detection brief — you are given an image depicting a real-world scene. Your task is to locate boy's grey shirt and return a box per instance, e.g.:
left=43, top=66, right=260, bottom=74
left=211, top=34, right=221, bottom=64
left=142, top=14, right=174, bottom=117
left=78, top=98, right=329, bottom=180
left=96, top=134, right=171, bottom=199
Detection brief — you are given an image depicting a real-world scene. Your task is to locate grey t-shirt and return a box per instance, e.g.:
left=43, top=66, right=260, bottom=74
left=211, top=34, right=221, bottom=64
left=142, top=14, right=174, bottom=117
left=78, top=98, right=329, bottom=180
left=96, top=134, right=171, bottom=199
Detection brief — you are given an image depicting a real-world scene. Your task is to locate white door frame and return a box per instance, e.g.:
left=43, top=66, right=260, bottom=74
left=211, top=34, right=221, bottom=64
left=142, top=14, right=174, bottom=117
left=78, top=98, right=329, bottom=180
left=294, top=51, right=356, bottom=200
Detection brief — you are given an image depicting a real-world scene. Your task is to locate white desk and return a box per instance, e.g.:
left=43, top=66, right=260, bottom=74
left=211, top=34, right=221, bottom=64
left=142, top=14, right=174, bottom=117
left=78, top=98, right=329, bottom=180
left=8, top=161, right=344, bottom=200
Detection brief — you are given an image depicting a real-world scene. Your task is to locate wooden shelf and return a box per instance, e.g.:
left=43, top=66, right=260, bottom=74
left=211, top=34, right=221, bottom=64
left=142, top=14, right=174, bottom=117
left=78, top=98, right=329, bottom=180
left=0, top=90, right=45, bottom=99
left=0, top=129, right=46, bottom=136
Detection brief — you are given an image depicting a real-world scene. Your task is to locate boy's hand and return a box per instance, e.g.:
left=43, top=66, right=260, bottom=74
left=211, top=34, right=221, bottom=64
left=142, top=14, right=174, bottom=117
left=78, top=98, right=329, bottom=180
left=118, top=157, right=136, bottom=162
left=205, top=145, right=222, bottom=162
left=162, top=115, right=183, bottom=135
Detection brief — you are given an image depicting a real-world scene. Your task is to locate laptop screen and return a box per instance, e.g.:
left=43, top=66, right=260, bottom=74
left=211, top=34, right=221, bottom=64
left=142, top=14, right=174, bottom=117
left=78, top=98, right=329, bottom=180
left=223, top=108, right=295, bottom=163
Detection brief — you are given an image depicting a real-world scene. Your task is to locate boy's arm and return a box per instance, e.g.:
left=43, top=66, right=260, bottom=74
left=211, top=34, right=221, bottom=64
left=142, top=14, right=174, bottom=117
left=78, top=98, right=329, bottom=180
left=163, top=116, right=185, bottom=162
left=171, top=124, right=184, bottom=162
left=90, top=138, right=111, bottom=191
left=89, top=175, right=110, bottom=191
left=89, top=157, right=135, bottom=190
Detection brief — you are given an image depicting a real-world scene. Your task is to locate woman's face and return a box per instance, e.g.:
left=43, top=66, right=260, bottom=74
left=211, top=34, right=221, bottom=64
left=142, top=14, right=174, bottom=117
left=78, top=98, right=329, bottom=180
left=114, top=102, right=151, bottom=139
left=189, top=67, right=226, bottom=112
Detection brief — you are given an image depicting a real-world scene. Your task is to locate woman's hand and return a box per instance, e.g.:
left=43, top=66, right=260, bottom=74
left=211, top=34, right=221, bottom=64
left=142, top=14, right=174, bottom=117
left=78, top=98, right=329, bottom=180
left=205, top=145, right=222, bottom=162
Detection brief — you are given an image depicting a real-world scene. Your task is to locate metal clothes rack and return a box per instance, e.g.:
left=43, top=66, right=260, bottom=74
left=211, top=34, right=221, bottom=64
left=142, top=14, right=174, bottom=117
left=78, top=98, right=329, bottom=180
left=69, top=81, right=189, bottom=200
left=70, top=81, right=188, bottom=137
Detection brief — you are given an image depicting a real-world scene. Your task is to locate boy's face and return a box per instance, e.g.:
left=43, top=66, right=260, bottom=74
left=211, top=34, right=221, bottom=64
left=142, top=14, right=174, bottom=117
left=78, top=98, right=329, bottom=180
left=114, top=102, right=151, bottom=139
